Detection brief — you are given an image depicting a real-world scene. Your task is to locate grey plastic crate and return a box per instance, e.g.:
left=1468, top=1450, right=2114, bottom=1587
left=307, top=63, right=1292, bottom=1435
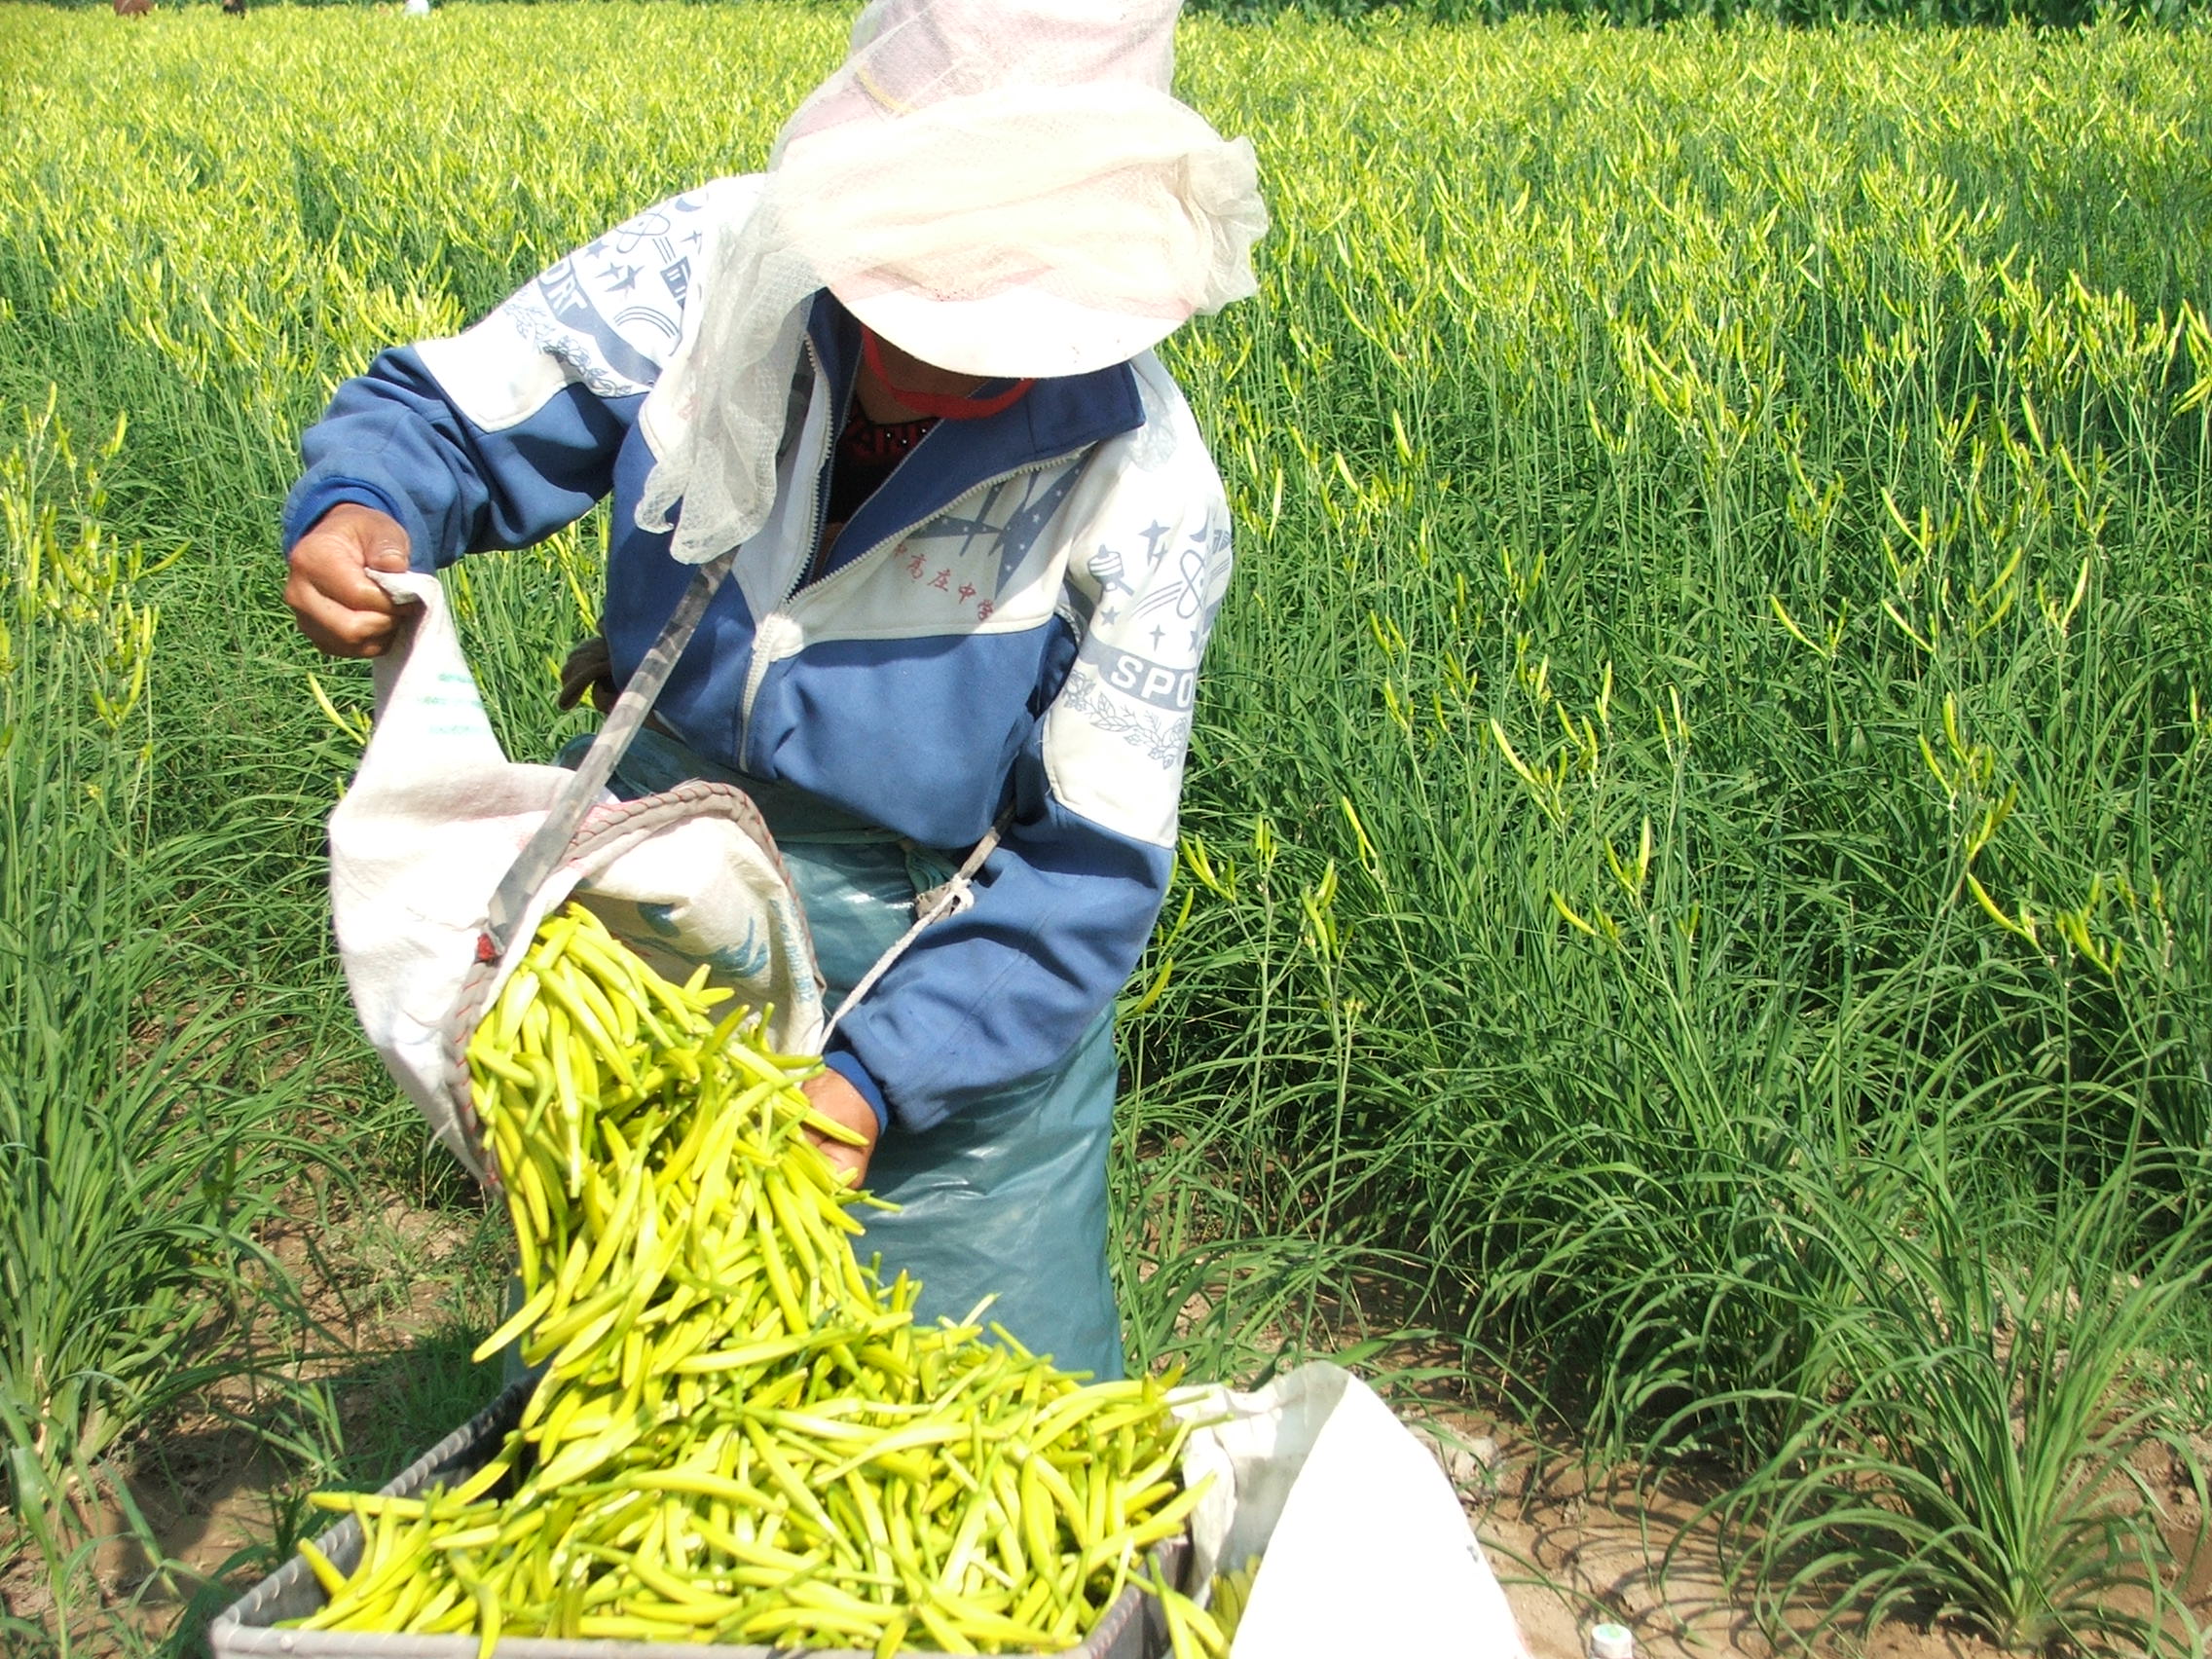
left=207, top=1381, right=1185, bottom=1658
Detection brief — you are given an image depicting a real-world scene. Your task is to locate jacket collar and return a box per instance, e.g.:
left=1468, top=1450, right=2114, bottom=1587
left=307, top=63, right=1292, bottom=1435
left=803, top=291, right=1145, bottom=569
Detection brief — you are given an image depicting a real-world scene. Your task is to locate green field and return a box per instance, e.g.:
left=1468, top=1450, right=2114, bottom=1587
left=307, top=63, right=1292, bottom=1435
left=4, top=4, right=2211, bottom=1652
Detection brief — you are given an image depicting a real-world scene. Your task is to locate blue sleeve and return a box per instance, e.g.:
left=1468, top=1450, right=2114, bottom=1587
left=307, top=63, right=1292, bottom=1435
left=824, top=740, right=1173, bottom=1136
left=281, top=346, right=642, bottom=571
left=280, top=181, right=733, bottom=566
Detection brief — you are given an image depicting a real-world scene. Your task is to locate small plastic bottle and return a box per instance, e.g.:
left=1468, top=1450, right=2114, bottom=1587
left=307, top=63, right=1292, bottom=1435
left=1589, top=1622, right=1636, bottom=1659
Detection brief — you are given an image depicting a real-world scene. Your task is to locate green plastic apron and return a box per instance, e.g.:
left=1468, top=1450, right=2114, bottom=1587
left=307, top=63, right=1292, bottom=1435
left=560, top=729, right=1126, bottom=1382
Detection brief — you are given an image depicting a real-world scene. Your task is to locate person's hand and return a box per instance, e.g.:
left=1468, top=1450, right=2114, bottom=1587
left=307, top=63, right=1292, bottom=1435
left=284, top=503, right=415, bottom=657
left=801, top=1068, right=882, bottom=1187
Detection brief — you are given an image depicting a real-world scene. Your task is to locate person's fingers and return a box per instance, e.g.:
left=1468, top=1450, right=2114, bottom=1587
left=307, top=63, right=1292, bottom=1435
left=810, top=1135, right=870, bottom=1187
left=800, top=1070, right=880, bottom=1188
left=298, top=506, right=408, bottom=608
left=802, top=1114, right=873, bottom=1185
left=284, top=505, right=414, bottom=657
left=283, top=571, right=399, bottom=657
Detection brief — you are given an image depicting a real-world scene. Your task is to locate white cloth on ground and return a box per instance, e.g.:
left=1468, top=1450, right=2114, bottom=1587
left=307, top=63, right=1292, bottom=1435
left=1177, top=1362, right=1531, bottom=1656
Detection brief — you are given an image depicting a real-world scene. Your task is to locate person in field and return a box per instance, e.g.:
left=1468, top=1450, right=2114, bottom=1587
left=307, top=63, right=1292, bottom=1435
left=279, top=0, right=1266, bottom=1381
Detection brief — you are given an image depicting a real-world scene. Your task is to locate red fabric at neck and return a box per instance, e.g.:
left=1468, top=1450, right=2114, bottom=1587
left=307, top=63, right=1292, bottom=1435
left=860, top=326, right=1036, bottom=421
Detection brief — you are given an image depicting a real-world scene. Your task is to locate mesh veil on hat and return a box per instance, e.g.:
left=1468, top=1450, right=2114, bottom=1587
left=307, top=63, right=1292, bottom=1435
left=635, top=0, right=1269, bottom=567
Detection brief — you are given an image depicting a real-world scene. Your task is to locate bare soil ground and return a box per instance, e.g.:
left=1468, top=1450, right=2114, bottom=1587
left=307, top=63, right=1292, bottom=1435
left=1405, top=1405, right=2212, bottom=1659
left=1445, top=1419, right=1984, bottom=1659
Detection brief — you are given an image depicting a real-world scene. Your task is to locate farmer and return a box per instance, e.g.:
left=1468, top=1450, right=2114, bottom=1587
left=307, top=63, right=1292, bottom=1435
left=278, top=0, right=1266, bottom=1382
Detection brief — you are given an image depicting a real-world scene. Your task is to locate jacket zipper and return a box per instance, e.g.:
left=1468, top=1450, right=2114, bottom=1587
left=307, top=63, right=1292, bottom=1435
left=735, top=372, right=1095, bottom=763
left=796, top=334, right=861, bottom=593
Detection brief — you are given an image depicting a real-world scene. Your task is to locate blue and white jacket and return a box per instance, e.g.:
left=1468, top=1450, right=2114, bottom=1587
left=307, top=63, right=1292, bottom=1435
left=284, top=176, right=1234, bottom=1137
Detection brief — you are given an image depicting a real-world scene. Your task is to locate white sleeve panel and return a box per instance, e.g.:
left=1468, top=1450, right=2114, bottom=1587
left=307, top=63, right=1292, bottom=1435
left=415, top=175, right=765, bottom=433
left=1042, top=356, right=1234, bottom=849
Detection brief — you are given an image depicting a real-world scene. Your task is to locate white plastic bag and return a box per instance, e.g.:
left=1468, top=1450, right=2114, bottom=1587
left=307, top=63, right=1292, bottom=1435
left=327, top=571, right=825, bottom=1181
left=1178, top=1363, right=1530, bottom=1656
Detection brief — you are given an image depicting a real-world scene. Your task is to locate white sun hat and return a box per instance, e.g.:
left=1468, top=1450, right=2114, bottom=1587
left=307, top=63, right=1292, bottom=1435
left=637, top=0, right=1268, bottom=568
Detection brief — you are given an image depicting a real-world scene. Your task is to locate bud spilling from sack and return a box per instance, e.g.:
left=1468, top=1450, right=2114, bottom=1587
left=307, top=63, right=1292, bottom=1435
left=284, top=903, right=1229, bottom=1653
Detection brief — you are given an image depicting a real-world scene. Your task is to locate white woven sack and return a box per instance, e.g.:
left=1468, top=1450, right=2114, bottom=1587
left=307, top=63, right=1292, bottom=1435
left=1177, top=1363, right=1530, bottom=1657
left=327, top=571, right=825, bottom=1182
